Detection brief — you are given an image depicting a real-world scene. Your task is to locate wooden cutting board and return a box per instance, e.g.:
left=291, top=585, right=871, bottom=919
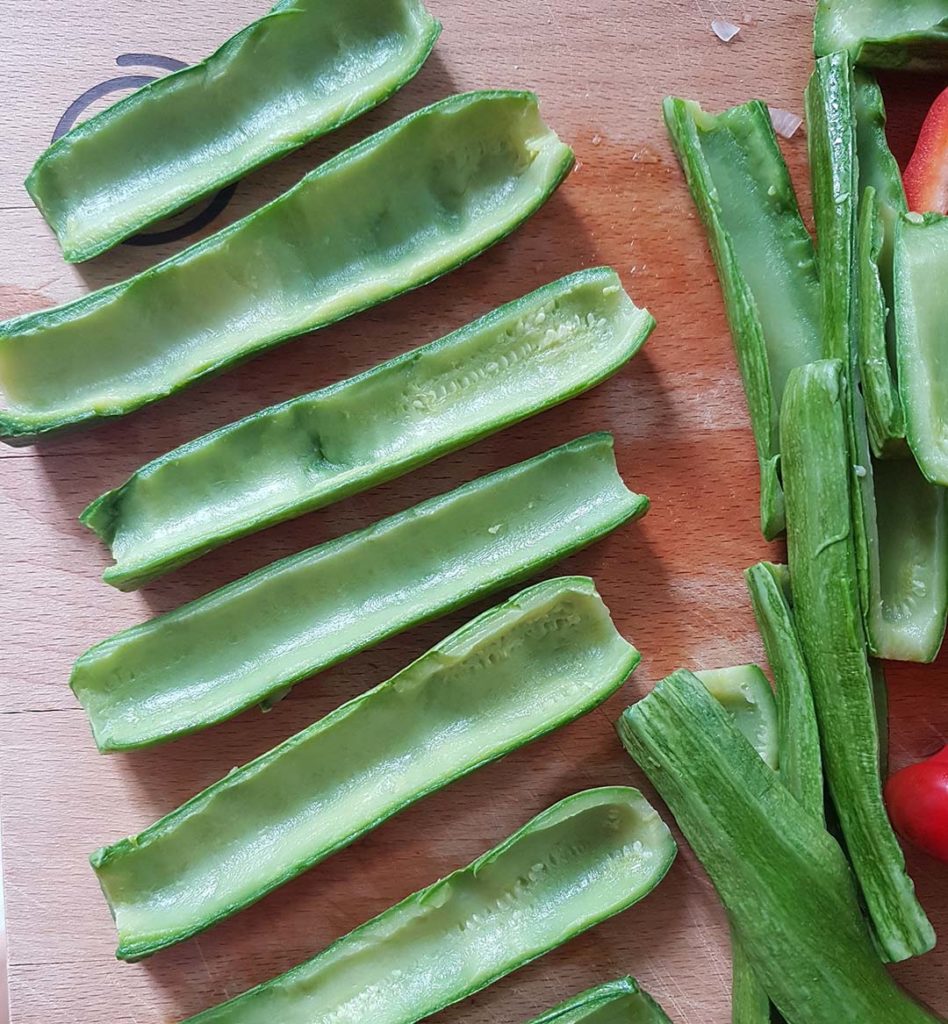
left=1, top=1, right=945, bottom=1021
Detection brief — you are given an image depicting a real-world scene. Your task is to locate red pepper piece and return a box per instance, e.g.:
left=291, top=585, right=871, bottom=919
left=904, top=86, right=948, bottom=214
left=885, top=745, right=948, bottom=863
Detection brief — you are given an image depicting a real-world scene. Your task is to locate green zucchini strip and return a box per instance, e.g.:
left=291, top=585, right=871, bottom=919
left=814, top=0, right=948, bottom=72
left=180, top=788, right=676, bottom=1024
left=743, top=563, right=824, bottom=818
left=0, top=91, right=574, bottom=445
left=780, top=359, right=933, bottom=962
left=617, top=670, right=941, bottom=1024
left=82, top=268, right=654, bottom=591
left=71, top=433, right=647, bottom=752
left=696, top=664, right=778, bottom=1024
left=896, top=212, right=948, bottom=486
left=808, top=55, right=945, bottom=664
left=26, top=0, right=441, bottom=262
left=663, top=97, right=822, bottom=540
left=854, top=71, right=908, bottom=457
left=524, top=978, right=673, bottom=1024
left=92, top=576, right=639, bottom=961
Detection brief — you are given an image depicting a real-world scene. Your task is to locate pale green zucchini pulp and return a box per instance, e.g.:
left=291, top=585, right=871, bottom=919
left=92, top=576, right=639, bottom=961
left=524, top=978, right=672, bottom=1024
left=814, top=0, right=948, bottom=71
left=896, top=213, right=948, bottom=487
left=617, top=670, right=942, bottom=1024
left=663, top=97, right=822, bottom=540
left=81, top=268, right=654, bottom=591
left=694, top=665, right=778, bottom=770
left=743, top=562, right=824, bottom=818
left=696, top=664, right=779, bottom=1024
left=854, top=69, right=908, bottom=457
left=71, top=433, right=648, bottom=751
left=180, top=788, right=676, bottom=1024
left=780, top=360, right=933, bottom=962
left=26, top=0, right=441, bottom=261
left=0, top=91, right=574, bottom=444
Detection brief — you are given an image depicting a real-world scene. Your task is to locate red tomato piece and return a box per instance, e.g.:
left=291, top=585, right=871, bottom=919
left=885, top=745, right=948, bottom=863
left=904, top=86, right=948, bottom=214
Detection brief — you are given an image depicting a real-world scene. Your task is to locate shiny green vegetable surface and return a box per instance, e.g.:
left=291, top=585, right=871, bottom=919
left=618, top=670, right=942, bottom=1024
left=780, top=359, right=933, bottom=962
left=72, top=433, right=647, bottom=751
left=26, top=0, right=440, bottom=261
left=0, top=91, right=573, bottom=444
left=82, top=268, right=654, bottom=590
left=896, top=212, right=948, bottom=486
left=93, top=576, right=638, bottom=960
left=524, top=978, right=673, bottom=1024
left=814, top=0, right=948, bottom=71
left=180, top=788, right=676, bottom=1024
left=663, top=97, right=822, bottom=539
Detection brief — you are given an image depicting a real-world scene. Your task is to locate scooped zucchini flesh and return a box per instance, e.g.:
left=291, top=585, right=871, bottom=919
left=71, top=433, right=648, bottom=751
left=180, top=788, right=676, bottom=1024
left=663, top=96, right=822, bottom=539
left=896, top=213, right=948, bottom=486
left=92, top=576, right=640, bottom=960
left=618, top=670, right=942, bottom=1024
left=81, top=267, right=654, bottom=590
left=0, top=91, right=573, bottom=443
left=524, top=978, right=673, bottom=1024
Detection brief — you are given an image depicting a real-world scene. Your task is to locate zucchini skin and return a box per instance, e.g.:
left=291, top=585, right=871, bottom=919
left=780, top=359, right=934, bottom=962
left=896, top=212, right=948, bottom=487
left=808, top=57, right=945, bottom=664
left=0, top=91, right=574, bottom=444
left=814, top=0, right=948, bottom=71
left=81, top=267, right=654, bottom=591
left=524, top=978, right=672, bottom=1024
left=26, top=0, right=441, bottom=262
left=853, top=71, right=908, bottom=457
left=71, top=433, right=648, bottom=752
left=663, top=97, right=822, bottom=540
left=743, top=562, right=824, bottom=819
left=91, top=576, right=640, bottom=961
left=179, top=788, right=676, bottom=1024
left=618, top=671, right=942, bottom=1024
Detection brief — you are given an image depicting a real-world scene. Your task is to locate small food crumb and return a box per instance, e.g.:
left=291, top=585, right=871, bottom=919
left=768, top=106, right=804, bottom=139
left=711, top=19, right=741, bottom=42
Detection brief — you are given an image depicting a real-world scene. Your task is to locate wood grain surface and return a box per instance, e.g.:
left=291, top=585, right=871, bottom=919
left=0, top=1, right=945, bottom=1021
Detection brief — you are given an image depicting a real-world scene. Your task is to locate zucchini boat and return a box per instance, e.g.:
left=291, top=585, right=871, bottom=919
left=618, top=670, right=942, bottom=1024
left=92, top=577, right=640, bottom=960
left=0, top=91, right=573, bottom=444
left=663, top=97, right=822, bottom=539
left=780, top=359, right=933, bottom=962
left=26, top=0, right=441, bottom=261
left=524, top=978, right=672, bottom=1024
left=743, top=562, right=823, bottom=818
left=854, top=71, right=908, bottom=457
left=71, top=433, right=648, bottom=752
left=180, top=788, right=676, bottom=1024
left=82, top=268, right=654, bottom=590
left=896, top=212, right=948, bottom=486
left=814, top=0, right=948, bottom=72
